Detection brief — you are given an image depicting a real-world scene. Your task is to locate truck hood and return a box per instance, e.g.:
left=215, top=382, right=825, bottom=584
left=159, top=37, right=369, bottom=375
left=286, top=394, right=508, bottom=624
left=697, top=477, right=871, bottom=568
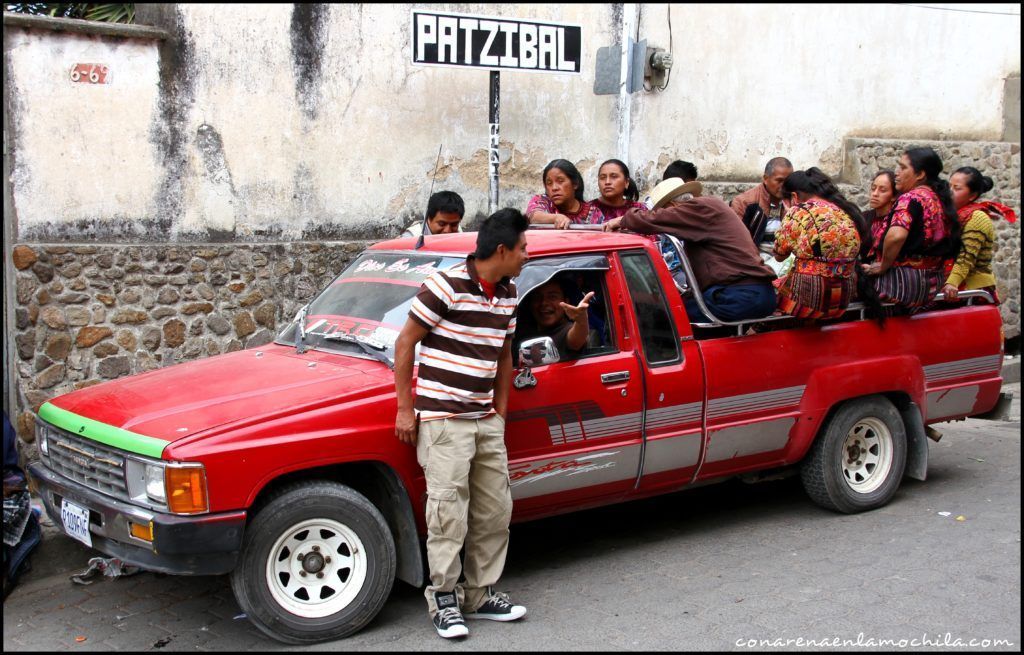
left=42, top=344, right=393, bottom=457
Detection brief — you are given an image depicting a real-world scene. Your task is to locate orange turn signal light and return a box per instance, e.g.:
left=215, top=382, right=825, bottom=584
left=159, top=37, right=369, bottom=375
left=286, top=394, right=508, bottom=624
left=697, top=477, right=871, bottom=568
left=130, top=521, right=154, bottom=542
left=166, top=466, right=209, bottom=514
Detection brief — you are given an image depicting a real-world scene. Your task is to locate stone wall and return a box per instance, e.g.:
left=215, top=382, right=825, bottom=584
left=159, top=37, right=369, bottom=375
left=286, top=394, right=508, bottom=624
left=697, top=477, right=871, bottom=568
left=10, top=241, right=369, bottom=450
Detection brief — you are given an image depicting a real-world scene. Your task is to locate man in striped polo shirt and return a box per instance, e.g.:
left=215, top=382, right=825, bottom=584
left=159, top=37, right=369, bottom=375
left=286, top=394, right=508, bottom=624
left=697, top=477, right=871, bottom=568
left=394, top=208, right=530, bottom=639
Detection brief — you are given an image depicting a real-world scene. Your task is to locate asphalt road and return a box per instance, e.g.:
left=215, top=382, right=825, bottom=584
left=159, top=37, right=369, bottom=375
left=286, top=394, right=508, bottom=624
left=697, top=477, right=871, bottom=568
left=4, top=384, right=1020, bottom=651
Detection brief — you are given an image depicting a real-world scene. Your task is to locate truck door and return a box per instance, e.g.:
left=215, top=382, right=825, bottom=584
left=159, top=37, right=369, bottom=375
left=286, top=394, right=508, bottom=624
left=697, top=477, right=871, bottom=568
left=506, top=255, right=643, bottom=518
left=618, top=250, right=705, bottom=493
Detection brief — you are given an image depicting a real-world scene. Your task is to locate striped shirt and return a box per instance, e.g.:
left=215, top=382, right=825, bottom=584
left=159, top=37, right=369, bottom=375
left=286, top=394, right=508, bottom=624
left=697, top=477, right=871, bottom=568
left=408, top=256, right=518, bottom=421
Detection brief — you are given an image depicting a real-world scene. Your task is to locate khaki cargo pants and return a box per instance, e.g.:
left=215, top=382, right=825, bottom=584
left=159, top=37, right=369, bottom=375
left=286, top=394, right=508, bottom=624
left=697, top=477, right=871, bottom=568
left=417, top=414, right=513, bottom=615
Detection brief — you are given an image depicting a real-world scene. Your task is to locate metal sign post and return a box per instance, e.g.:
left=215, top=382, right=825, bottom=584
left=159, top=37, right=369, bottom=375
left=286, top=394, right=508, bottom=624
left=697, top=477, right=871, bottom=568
left=488, top=71, right=500, bottom=214
left=410, top=10, right=582, bottom=216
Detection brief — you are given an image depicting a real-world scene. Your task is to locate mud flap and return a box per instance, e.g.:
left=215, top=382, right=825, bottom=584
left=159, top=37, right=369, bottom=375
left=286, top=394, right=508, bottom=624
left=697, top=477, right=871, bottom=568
left=900, top=402, right=928, bottom=481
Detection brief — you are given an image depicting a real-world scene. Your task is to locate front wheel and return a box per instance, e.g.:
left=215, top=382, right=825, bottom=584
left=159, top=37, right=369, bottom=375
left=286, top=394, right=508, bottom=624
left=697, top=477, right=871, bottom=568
left=800, top=395, right=908, bottom=514
left=230, top=481, right=396, bottom=644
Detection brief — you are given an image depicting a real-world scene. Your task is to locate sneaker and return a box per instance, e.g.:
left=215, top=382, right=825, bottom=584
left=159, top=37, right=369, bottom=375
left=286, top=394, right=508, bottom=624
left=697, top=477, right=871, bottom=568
left=464, top=587, right=527, bottom=622
left=432, top=591, right=468, bottom=639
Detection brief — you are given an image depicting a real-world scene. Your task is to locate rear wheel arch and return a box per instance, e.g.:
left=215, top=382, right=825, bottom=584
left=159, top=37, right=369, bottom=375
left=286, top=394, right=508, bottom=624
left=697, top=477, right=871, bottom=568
left=800, top=394, right=909, bottom=513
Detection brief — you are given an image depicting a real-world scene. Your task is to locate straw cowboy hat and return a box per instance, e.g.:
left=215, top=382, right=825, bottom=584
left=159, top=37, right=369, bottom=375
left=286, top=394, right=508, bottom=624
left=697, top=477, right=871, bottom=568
left=650, top=178, right=703, bottom=209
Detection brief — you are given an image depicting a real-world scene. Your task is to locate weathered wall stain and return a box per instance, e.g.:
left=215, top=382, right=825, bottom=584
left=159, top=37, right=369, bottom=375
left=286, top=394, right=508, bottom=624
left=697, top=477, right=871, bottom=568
left=141, top=4, right=195, bottom=237
left=290, top=3, right=330, bottom=121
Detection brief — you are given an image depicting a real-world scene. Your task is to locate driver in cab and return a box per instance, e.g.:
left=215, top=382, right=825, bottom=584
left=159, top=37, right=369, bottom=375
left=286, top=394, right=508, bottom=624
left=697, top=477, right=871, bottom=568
left=516, top=279, right=593, bottom=362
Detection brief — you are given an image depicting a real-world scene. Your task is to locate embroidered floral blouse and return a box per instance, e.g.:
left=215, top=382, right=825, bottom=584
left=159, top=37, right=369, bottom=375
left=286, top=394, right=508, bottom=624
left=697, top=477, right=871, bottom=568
left=591, top=198, right=647, bottom=221
left=867, top=185, right=948, bottom=266
left=526, top=195, right=606, bottom=225
left=773, top=199, right=861, bottom=270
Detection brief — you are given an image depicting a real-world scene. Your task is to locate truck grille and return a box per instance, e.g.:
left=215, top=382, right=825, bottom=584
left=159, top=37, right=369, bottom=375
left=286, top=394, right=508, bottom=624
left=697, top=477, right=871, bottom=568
left=45, top=426, right=129, bottom=500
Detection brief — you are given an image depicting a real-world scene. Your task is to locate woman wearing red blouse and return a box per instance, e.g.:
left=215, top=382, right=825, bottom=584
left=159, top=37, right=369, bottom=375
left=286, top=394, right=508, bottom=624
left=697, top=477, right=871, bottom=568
left=860, top=147, right=960, bottom=312
left=526, top=159, right=605, bottom=229
left=591, top=159, right=647, bottom=220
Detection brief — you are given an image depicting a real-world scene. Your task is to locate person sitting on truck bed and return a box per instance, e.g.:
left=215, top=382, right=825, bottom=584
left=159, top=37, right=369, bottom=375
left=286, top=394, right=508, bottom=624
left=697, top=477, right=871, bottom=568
left=942, top=166, right=1017, bottom=303
left=514, top=278, right=592, bottom=363
left=591, top=159, right=647, bottom=221
left=731, top=157, right=794, bottom=272
left=402, top=190, right=465, bottom=238
left=772, top=168, right=866, bottom=320
left=526, top=159, right=606, bottom=228
left=663, top=159, right=698, bottom=183
left=860, top=147, right=960, bottom=313
left=603, top=178, right=778, bottom=323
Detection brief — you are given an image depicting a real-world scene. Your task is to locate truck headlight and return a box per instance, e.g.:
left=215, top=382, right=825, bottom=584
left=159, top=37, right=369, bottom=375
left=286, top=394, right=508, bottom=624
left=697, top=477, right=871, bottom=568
left=145, top=464, right=166, bottom=503
left=125, top=460, right=208, bottom=514
left=36, top=421, right=49, bottom=456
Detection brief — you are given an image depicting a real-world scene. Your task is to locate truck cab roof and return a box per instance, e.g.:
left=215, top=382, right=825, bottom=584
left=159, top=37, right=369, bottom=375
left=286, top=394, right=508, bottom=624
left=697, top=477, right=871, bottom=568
left=371, top=230, right=652, bottom=258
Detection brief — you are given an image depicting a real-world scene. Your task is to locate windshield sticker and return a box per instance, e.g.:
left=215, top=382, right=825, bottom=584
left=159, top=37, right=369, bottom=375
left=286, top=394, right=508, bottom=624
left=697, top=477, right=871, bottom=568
left=345, top=257, right=445, bottom=281
left=334, top=276, right=423, bottom=288
left=305, top=315, right=401, bottom=347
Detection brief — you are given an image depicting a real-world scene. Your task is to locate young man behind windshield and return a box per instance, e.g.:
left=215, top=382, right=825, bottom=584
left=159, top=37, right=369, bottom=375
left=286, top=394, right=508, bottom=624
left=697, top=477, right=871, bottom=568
left=394, top=208, right=530, bottom=639
left=402, top=190, right=465, bottom=238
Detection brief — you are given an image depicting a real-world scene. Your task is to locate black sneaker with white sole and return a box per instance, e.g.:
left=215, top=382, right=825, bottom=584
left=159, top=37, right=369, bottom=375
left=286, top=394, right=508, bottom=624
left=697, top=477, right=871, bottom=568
left=464, top=587, right=527, bottom=621
left=432, top=591, right=468, bottom=639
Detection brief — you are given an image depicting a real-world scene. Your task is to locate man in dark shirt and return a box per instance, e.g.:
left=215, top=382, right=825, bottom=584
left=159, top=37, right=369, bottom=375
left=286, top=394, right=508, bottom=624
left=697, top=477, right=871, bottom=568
left=517, top=280, right=592, bottom=361
left=603, top=178, right=777, bottom=323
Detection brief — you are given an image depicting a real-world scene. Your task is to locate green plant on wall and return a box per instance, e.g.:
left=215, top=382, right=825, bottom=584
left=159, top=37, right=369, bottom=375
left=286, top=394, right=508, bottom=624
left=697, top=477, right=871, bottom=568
left=5, top=3, right=134, bottom=23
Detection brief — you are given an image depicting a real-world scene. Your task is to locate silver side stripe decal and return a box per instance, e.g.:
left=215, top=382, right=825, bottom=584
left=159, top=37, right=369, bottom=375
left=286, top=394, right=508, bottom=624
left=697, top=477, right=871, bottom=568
left=924, top=355, right=1002, bottom=383
left=707, top=386, right=805, bottom=420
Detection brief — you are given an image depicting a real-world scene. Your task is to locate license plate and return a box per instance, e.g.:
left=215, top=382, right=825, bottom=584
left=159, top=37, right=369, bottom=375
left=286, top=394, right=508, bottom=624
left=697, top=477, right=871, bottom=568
left=61, top=498, right=93, bottom=548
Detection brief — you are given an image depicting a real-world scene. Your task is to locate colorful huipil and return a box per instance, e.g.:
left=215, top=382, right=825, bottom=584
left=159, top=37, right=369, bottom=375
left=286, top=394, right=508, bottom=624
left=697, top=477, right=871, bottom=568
left=773, top=198, right=861, bottom=319
left=866, top=185, right=954, bottom=309
left=526, top=195, right=606, bottom=225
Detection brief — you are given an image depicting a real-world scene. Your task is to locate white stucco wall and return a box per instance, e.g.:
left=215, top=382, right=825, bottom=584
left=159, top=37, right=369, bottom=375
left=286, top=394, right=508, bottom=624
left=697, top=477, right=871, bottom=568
left=4, top=3, right=1020, bottom=236
left=6, top=27, right=162, bottom=232
left=630, top=3, right=1021, bottom=181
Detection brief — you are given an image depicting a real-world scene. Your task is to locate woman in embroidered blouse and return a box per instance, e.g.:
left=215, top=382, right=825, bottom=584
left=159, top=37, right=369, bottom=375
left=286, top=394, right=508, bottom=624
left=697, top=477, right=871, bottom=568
left=772, top=168, right=866, bottom=319
left=591, top=159, right=646, bottom=220
left=942, top=166, right=1017, bottom=302
left=860, top=147, right=960, bottom=311
left=526, top=159, right=605, bottom=229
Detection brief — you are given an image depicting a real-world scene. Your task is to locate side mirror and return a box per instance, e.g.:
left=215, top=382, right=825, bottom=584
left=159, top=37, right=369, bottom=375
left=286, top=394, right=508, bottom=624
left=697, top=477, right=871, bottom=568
left=517, top=337, right=561, bottom=367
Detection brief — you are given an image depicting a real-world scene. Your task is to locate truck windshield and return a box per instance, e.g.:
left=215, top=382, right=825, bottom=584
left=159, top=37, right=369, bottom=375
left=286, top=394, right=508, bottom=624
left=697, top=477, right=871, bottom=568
left=275, top=252, right=465, bottom=358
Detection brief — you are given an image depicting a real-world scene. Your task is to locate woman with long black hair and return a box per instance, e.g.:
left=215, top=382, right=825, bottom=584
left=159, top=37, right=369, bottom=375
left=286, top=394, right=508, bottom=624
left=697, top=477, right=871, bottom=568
left=525, top=159, right=605, bottom=228
left=772, top=168, right=866, bottom=319
left=860, top=147, right=960, bottom=312
left=591, top=159, right=646, bottom=220
left=942, top=166, right=1017, bottom=302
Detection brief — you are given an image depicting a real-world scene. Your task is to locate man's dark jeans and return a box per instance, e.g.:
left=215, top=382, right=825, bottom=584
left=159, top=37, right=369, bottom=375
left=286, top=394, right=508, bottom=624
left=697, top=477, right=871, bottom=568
left=684, top=282, right=777, bottom=323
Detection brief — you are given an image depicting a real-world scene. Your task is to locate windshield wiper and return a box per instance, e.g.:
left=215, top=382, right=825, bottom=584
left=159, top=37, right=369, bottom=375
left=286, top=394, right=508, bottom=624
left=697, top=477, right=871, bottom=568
left=294, top=304, right=310, bottom=355
left=321, top=333, right=395, bottom=370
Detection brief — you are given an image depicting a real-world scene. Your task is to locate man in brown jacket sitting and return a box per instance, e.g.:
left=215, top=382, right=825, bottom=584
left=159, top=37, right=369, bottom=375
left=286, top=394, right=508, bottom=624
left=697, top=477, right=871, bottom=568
left=603, top=178, right=777, bottom=323
left=730, top=157, right=794, bottom=254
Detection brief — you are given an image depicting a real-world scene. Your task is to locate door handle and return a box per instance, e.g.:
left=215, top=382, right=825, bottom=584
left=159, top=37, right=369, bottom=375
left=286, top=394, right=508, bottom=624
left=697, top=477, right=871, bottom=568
left=601, top=371, right=630, bottom=384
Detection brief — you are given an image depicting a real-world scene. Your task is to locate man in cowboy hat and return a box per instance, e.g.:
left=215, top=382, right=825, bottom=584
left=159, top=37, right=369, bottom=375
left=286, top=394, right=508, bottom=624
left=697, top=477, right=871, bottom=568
left=603, top=178, right=777, bottom=323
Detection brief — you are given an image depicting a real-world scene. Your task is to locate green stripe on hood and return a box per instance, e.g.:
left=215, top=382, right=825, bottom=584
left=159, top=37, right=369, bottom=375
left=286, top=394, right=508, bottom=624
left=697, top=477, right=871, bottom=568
left=38, top=402, right=169, bottom=459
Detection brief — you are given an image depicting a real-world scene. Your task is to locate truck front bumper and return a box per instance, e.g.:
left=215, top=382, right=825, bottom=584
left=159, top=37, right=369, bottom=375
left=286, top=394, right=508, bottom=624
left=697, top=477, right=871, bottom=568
left=29, top=462, right=246, bottom=576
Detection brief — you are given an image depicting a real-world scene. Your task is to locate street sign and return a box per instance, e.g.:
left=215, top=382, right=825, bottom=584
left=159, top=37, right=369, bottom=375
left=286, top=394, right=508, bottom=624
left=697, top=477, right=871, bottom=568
left=411, top=10, right=581, bottom=74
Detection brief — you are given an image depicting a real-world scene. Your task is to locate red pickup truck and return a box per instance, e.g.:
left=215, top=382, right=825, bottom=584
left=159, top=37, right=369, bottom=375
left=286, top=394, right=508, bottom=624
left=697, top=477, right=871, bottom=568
left=28, top=229, right=1006, bottom=644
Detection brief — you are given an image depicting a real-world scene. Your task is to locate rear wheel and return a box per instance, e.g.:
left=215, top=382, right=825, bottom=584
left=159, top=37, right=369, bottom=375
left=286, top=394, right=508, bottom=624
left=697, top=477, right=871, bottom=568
left=801, top=395, right=907, bottom=514
left=230, top=481, right=396, bottom=644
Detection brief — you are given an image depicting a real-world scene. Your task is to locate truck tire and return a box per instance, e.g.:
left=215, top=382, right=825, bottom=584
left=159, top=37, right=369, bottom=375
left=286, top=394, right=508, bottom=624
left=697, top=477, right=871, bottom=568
left=230, top=481, right=396, bottom=644
left=800, top=395, right=907, bottom=514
